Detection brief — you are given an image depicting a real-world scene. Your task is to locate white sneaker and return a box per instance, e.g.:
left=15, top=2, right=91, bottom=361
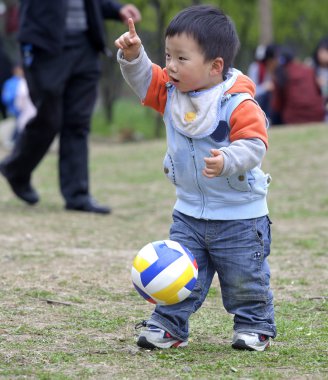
left=232, top=332, right=270, bottom=351
left=136, top=322, right=188, bottom=349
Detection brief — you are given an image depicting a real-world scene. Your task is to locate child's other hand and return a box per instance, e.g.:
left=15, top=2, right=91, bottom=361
left=115, top=18, right=141, bottom=61
left=203, top=149, right=224, bottom=178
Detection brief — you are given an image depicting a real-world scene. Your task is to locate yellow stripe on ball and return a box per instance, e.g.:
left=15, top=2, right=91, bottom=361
left=133, top=256, right=150, bottom=272
left=152, top=263, right=194, bottom=304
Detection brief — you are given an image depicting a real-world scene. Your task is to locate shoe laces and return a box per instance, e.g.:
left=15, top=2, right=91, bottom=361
left=135, top=320, right=171, bottom=337
left=135, top=320, right=148, bottom=330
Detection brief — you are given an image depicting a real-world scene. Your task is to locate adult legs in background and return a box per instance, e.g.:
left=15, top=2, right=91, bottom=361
left=0, top=36, right=110, bottom=213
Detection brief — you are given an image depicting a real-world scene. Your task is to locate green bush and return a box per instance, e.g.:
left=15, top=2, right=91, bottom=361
left=92, top=98, right=165, bottom=140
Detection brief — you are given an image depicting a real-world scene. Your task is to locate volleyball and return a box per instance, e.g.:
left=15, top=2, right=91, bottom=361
left=131, top=240, right=198, bottom=305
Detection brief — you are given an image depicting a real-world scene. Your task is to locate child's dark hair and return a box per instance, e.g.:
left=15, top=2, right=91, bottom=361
left=313, top=36, right=328, bottom=67
left=165, top=5, right=240, bottom=76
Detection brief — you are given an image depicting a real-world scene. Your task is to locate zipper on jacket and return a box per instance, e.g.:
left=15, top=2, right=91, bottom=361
left=187, top=137, right=205, bottom=217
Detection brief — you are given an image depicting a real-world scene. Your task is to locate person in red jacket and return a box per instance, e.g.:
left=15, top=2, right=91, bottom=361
left=271, top=47, right=325, bottom=125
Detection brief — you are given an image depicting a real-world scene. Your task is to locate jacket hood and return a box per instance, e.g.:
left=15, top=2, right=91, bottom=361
left=225, top=69, right=256, bottom=97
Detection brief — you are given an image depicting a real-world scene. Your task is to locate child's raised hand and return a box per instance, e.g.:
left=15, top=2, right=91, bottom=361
left=115, top=18, right=141, bottom=61
left=203, top=149, right=224, bottom=178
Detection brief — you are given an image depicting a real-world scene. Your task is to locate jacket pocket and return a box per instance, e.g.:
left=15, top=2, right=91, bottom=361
left=249, top=168, right=272, bottom=195
left=227, top=168, right=272, bottom=195
left=163, top=153, right=176, bottom=185
left=227, top=172, right=251, bottom=192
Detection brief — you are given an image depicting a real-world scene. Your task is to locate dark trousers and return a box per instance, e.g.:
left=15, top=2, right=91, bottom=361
left=1, top=34, right=100, bottom=206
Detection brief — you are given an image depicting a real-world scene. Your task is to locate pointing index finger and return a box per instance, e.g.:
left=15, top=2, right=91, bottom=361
left=128, top=18, right=136, bottom=37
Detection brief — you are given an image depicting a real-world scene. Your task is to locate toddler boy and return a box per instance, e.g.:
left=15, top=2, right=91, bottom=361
left=115, top=5, right=276, bottom=351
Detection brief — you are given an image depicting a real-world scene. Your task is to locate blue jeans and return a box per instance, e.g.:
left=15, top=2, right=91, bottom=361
left=149, top=210, right=276, bottom=341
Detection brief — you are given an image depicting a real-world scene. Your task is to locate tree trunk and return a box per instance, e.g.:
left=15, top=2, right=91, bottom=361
left=151, top=0, right=165, bottom=137
left=259, top=0, right=273, bottom=45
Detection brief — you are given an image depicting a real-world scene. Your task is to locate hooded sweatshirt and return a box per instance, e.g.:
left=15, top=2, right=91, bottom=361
left=118, top=47, right=271, bottom=220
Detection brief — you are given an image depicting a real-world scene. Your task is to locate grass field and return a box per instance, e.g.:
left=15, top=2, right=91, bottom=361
left=92, top=99, right=162, bottom=140
left=0, top=124, right=327, bottom=379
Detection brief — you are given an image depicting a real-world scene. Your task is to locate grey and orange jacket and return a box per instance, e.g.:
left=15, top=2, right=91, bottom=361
left=118, top=46, right=271, bottom=220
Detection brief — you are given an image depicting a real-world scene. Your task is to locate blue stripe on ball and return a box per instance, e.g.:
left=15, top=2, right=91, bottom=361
left=140, top=241, right=183, bottom=287
left=184, top=276, right=197, bottom=291
left=133, top=283, right=156, bottom=303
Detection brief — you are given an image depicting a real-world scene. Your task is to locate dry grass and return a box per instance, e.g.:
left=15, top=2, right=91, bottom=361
left=0, top=124, right=327, bottom=379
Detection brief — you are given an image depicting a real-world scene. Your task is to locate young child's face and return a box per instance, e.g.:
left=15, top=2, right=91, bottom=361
left=165, top=33, right=222, bottom=92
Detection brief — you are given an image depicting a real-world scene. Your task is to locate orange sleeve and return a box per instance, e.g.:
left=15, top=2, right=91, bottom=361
left=229, top=100, right=269, bottom=149
left=142, top=64, right=169, bottom=115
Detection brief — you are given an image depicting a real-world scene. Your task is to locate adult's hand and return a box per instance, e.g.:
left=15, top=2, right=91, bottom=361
left=119, top=4, right=141, bottom=24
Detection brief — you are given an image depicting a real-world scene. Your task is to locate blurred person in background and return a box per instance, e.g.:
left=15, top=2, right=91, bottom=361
left=0, top=38, right=13, bottom=119
left=1, top=64, right=36, bottom=144
left=311, top=36, right=328, bottom=120
left=271, top=46, right=325, bottom=125
left=2, top=0, right=20, bottom=63
left=247, top=44, right=280, bottom=124
left=0, top=0, right=141, bottom=214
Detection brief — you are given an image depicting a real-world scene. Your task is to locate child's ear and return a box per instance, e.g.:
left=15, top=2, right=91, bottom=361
left=210, top=57, right=224, bottom=76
